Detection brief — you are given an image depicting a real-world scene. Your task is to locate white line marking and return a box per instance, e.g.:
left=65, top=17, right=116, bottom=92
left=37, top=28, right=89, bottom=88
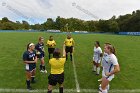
left=72, top=55, right=80, bottom=92
left=0, top=89, right=140, bottom=93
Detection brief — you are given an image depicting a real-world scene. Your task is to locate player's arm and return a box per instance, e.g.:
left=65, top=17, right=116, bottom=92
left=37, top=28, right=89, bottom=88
left=106, top=57, right=120, bottom=76
left=100, top=53, right=103, bottom=57
left=64, top=39, right=66, bottom=45
left=54, top=41, right=56, bottom=46
left=72, top=39, right=75, bottom=46
left=42, top=47, right=45, bottom=53
left=99, top=48, right=103, bottom=57
left=106, top=65, right=120, bottom=76
left=46, top=40, right=49, bottom=46
left=62, top=44, right=66, bottom=57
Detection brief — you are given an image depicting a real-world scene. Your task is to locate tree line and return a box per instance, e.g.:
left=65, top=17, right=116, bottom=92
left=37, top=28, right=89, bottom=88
left=0, top=10, right=140, bottom=32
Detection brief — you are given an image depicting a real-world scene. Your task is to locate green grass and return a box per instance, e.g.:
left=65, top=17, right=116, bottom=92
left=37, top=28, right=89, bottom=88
left=0, top=32, right=140, bottom=93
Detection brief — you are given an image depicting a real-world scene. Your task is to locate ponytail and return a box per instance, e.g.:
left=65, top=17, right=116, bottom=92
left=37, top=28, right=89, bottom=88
left=112, top=46, right=116, bottom=55
left=27, top=43, right=31, bottom=50
left=95, top=41, right=100, bottom=46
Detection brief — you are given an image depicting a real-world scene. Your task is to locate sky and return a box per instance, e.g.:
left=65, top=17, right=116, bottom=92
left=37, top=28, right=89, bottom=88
left=0, top=0, right=140, bottom=24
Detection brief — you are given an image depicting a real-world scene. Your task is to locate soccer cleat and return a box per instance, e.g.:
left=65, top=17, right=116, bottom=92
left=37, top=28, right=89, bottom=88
left=44, top=70, right=47, bottom=73
left=40, top=70, right=44, bottom=73
left=27, top=86, right=32, bottom=90
left=98, top=78, right=102, bottom=82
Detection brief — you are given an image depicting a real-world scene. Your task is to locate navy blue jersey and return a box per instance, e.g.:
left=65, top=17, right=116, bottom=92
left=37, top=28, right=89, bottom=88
left=35, top=43, right=44, bottom=53
left=23, top=50, right=36, bottom=67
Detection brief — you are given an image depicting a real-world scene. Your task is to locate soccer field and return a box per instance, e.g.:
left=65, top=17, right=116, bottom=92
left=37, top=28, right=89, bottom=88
left=0, top=32, right=140, bottom=93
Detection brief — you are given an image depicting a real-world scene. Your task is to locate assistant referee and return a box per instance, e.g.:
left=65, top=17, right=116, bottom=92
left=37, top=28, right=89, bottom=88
left=64, top=34, right=75, bottom=61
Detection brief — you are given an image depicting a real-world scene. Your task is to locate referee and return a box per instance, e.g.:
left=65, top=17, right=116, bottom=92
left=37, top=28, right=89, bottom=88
left=47, top=45, right=66, bottom=93
left=46, top=36, right=56, bottom=59
left=64, top=34, right=75, bottom=61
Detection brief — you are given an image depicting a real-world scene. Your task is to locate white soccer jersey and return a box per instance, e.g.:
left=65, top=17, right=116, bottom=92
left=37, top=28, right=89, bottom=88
left=93, top=47, right=102, bottom=63
left=102, top=53, right=118, bottom=81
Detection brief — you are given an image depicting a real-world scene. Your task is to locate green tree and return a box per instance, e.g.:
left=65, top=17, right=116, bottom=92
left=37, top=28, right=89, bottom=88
left=22, top=20, right=30, bottom=30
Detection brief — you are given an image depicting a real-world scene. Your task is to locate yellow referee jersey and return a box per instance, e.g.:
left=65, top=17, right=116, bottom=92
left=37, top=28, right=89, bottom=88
left=64, top=38, right=75, bottom=47
left=47, top=40, right=56, bottom=48
left=49, top=58, right=66, bottom=74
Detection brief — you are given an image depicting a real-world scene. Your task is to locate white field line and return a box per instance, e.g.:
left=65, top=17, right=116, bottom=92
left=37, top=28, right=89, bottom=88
left=72, top=55, right=80, bottom=92
left=0, top=89, right=140, bottom=93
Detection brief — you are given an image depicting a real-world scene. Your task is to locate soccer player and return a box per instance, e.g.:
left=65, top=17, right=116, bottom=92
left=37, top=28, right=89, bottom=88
left=93, top=41, right=103, bottom=75
left=99, top=44, right=120, bottom=93
left=23, top=43, right=37, bottom=90
left=47, top=45, right=66, bottom=93
left=98, top=43, right=111, bottom=82
left=35, top=37, right=47, bottom=73
left=64, top=34, right=75, bottom=61
left=46, top=36, right=56, bottom=59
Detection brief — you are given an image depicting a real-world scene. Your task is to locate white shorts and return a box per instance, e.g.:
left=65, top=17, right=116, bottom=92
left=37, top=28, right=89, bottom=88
left=102, top=70, right=114, bottom=81
left=93, top=57, right=100, bottom=63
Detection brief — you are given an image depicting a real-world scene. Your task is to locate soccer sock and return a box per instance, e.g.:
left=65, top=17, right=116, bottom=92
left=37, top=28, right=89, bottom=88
left=66, top=54, right=68, bottom=60
left=26, top=80, right=30, bottom=87
left=106, top=84, right=110, bottom=90
left=48, top=90, right=52, bottom=93
left=70, top=54, right=72, bottom=61
left=40, top=65, right=42, bottom=70
left=42, top=65, right=46, bottom=70
left=93, top=65, right=96, bottom=71
left=97, top=67, right=100, bottom=74
left=59, top=87, right=63, bottom=93
left=49, top=54, right=51, bottom=59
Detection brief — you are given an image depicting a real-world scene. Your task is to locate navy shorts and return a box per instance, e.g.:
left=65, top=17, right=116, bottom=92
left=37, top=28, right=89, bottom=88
left=37, top=53, right=45, bottom=59
left=26, top=64, right=36, bottom=72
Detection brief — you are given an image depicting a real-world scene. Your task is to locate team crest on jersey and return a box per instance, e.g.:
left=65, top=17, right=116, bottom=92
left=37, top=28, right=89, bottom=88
left=29, top=54, right=35, bottom=58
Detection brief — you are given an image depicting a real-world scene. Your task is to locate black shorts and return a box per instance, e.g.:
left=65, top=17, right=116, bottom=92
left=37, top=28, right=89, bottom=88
left=48, top=48, right=55, bottom=54
left=48, top=73, right=64, bottom=86
left=65, top=46, right=73, bottom=53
